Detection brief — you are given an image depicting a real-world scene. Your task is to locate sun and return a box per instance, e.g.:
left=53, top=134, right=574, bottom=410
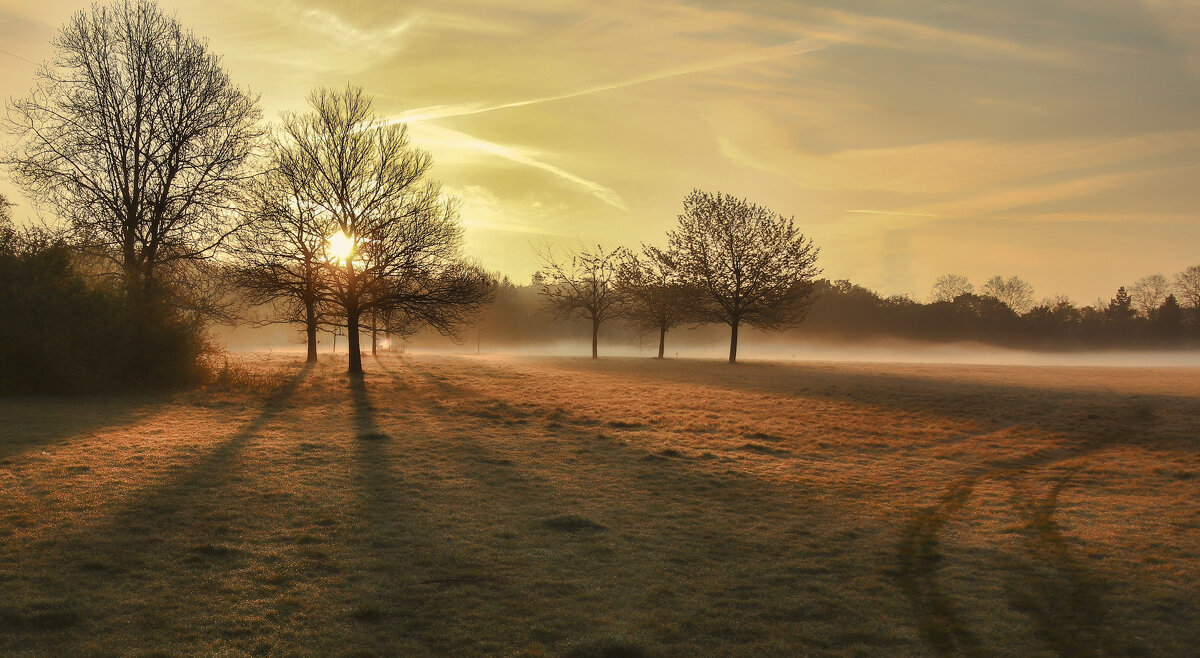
left=328, top=230, right=354, bottom=261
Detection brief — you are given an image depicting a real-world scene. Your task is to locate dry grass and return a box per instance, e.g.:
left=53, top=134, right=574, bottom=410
left=1, top=352, right=1198, bottom=656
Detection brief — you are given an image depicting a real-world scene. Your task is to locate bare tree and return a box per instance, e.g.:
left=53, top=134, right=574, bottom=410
left=1174, top=265, right=1200, bottom=310
left=667, top=190, right=820, bottom=363
left=930, top=274, right=973, bottom=302
left=1129, top=274, right=1170, bottom=319
left=981, top=275, right=1035, bottom=314
left=278, top=86, right=491, bottom=375
left=229, top=159, right=334, bottom=363
left=3, top=0, right=262, bottom=306
left=617, top=246, right=695, bottom=359
left=534, top=243, right=627, bottom=359
left=0, top=193, right=10, bottom=225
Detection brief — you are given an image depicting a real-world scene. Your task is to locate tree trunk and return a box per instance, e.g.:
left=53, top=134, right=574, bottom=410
left=347, top=310, right=363, bottom=374
left=657, top=327, right=666, bottom=359
left=346, top=259, right=363, bottom=375
left=728, top=320, right=739, bottom=364
left=370, top=313, right=377, bottom=357
left=305, top=303, right=318, bottom=363
left=591, top=317, right=600, bottom=359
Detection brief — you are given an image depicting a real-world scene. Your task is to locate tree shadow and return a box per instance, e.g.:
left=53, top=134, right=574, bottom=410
left=0, top=363, right=313, bottom=653
left=0, top=393, right=168, bottom=462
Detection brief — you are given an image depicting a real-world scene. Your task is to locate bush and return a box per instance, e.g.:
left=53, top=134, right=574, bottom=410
left=0, top=223, right=213, bottom=394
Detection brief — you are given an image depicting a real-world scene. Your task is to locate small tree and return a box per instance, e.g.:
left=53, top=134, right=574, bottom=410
left=617, top=246, right=695, bottom=359
left=1129, top=274, right=1170, bottom=319
left=534, top=243, right=626, bottom=359
left=981, top=275, right=1035, bottom=314
left=930, top=274, right=973, bottom=303
left=667, top=189, right=820, bottom=363
left=230, top=159, right=334, bottom=363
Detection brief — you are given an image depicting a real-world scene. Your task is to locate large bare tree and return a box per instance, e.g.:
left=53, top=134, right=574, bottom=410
left=3, top=0, right=262, bottom=306
left=667, top=190, right=820, bottom=363
left=617, top=246, right=695, bottom=359
left=278, top=86, right=492, bottom=375
left=534, top=243, right=627, bottom=359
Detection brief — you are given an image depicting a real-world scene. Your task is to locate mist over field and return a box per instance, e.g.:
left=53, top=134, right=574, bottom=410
left=4, top=0, right=1200, bottom=655
left=216, top=323, right=1200, bottom=368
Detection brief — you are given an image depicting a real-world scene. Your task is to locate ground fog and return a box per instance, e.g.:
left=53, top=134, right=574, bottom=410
left=1, top=353, right=1197, bottom=656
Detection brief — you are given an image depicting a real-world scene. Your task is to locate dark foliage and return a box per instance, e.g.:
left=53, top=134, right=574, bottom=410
left=0, top=221, right=209, bottom=394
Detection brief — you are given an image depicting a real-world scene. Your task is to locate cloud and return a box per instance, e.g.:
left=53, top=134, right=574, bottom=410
left=407, top=123, right=627, bottom=210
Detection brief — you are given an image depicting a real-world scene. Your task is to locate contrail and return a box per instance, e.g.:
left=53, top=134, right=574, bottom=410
left=387, top=37, right=828, bottom=206
left=847, top=209, right=939, bottom=218
left=408, top=123, right=627, bottom=210
left=390, top=37, right=829, bottom=123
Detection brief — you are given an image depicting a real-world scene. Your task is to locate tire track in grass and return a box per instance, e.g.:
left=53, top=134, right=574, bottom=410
left=894, top=476, right=984, bottom=656
left=894, top=403, right=1158, bottom=657
left=1003, top=474, right=1146, bottom=657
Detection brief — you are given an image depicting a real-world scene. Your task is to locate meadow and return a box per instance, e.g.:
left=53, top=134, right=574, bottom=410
left=1, top=353, right=1197, bottom=656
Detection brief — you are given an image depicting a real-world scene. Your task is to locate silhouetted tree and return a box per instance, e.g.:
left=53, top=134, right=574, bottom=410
left=617, top=246, right=696, bottom=359
left=3, top=0, right=262, bottom=307
left=278, top=87, right=492, bottom=375
left=667, top=190, right=820, bottom=363
left=981, top=275, right=1035, bottom=314
left=1106, top=286, right=1136, bottom=323
left=1175, top=265, right=1200, bottom=311
left=930, top=274, right=973, bottom=302
left=1130, top=274, right=1170, bottom=319
left=1155, top=294, right=1183, bottom=340
left=230, top=155, right=334, bottom=363
left=534, top=243, right=627, bottom=359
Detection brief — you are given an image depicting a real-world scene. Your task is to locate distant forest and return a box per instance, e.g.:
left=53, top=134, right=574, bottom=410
left=400, top=273, right=1199, bottom=353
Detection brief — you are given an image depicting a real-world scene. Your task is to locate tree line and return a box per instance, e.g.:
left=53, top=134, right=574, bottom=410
left=1, top=0, right=1196, bottom=393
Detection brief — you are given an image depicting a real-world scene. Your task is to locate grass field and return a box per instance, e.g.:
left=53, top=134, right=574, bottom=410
left=1, top=353, right=1198, bottom=656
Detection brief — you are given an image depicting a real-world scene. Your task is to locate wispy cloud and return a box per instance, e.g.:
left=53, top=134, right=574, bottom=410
left=408, top=123, right=627, bottom=210
left=391, top=37, right=830, bottom=123
left=847, top=209, right=938, bottom=218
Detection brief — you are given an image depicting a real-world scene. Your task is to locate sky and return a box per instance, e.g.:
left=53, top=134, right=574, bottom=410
left=2, top=0, right=1199, bottom=304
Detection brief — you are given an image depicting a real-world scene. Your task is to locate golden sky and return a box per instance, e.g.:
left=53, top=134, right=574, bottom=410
left=3, top=0, right=1199, bottom=303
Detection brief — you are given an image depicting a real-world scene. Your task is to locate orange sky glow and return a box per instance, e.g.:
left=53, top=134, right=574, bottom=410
left=2, top=0, right=1199, bottom=303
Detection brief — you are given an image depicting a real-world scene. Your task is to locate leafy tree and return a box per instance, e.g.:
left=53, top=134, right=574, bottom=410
left=667, top=190, right=820, bottom=363
left=277, top=86, right=492, bottom=375
left=1130, top=274, right=1170, bottom=319
left=981, top=275, right=1035, bottom=314
left=3, top=0, right=262, bottom=306
left=616, top=246, right=696, bottom=359
left=534, top=243, right=627, bottom=359
left=1155, top=294, right=1183, bottom=340
left=930, top=274, right=973, bottom=303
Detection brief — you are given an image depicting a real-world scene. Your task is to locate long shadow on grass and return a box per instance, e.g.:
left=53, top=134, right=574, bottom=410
left=377, top=357, right=915, bottom=654
left=1002, top=473, right=1147, bottom=656
left=894, top=457, right=1152, bottom=656
left=0, top=363, right=311, bottom=652
left=0, top=393, right=167, bottom=462
left=548, top=359, right=1199, bottom=451
left=345, top=372, right=489, bottom=648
